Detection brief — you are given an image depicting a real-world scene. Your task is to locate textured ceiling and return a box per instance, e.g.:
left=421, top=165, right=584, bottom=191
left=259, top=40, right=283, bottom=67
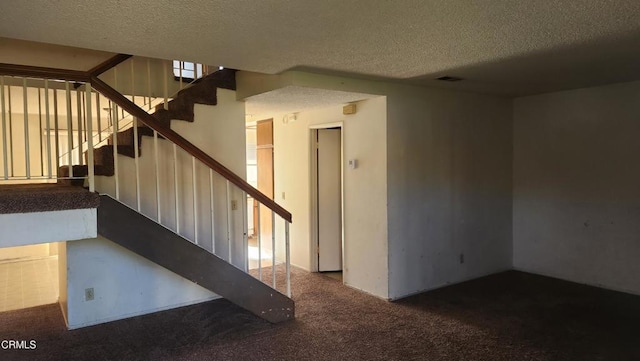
left=0, top=37, right=115, bottom=71
left=1, top=1, right=640, bottom=96
left=245, top=86, right=377, bottom=121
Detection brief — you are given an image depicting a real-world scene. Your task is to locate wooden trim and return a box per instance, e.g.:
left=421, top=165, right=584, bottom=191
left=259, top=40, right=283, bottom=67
left=90, top=76, right=292, bottom=223
left=0, top=63, right=90, bottom=82
left=87, top=54, right=133, bottom=76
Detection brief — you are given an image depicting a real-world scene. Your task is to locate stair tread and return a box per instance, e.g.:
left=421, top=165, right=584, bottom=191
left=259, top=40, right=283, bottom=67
left=0, top=184, right=100, bottom=214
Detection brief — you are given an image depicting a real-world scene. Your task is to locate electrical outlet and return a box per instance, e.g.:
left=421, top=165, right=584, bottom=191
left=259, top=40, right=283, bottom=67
left=231, top=200, right=238, bottom=210
left=459, top=253, right=465, bottom=264
left=85, top=288, right=94, bottom=301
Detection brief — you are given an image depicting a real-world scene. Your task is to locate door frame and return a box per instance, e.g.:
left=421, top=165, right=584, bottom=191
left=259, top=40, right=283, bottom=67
left=309, top=122, right=344, bottom=274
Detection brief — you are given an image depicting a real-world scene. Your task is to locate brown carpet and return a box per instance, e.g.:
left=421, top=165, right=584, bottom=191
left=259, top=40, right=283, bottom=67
left=0, top=269, right=639, bottom=361
left=0, top=184, right=100, bottom=214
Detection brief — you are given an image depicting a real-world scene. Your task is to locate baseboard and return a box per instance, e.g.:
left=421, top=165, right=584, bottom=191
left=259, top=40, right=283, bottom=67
left=58, top=300, right=69, bottom=329
left=388, top=267, right=513, bottom=301
left=512, top=266, right=640, bottom=297
left=67, top=295, right=221, bottom=330
left=291, top=262, right=311, bottom=272
left=342, top=281, right=390, bottom=301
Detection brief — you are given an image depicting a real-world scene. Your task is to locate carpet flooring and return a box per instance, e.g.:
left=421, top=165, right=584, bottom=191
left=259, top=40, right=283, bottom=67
left=0, top=184, right=99, bottom=214
left=0, top=269, right=638, bottom=361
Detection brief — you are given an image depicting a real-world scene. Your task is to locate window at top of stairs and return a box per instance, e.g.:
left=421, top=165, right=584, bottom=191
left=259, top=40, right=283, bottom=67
left=173, top=61, right=203, bottom=82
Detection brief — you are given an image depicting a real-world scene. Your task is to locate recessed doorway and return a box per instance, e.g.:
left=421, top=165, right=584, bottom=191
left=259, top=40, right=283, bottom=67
left=246, top=119, right=276, bottom=272
left=311, top=126, right=343, bottom=276
left=0, top=243, right=59, bottom=312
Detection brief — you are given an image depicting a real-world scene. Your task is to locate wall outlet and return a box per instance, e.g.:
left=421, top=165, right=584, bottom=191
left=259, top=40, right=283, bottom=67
left=459, top=253, right=465, bottom=264
left=231, top=200, right=238, bottom=210
left=85, top=288, right=94, bottom=301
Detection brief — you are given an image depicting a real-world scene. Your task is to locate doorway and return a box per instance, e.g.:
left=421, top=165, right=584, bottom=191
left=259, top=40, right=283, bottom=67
left=256, top=119, right=275, bottom=247
left=0, top=243, right=59, bottom=312
left=247, top=119, right=275, bottom=271
left=312, top=126, right=343, bottom=276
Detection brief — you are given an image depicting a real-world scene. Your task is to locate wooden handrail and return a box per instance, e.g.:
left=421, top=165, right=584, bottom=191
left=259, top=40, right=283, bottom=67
left=91, top=77, right=292, bottom=222
left=0, top=63, right=90, bottom=83
left=0, top=58, right=292, bottom=223
left=87, top=54, right=132, bottom=76
left=90, top=76, right=292, bottom=222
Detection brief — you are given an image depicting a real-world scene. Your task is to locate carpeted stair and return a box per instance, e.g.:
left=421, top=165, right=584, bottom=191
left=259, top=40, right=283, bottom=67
left=57, top=69, right=236, bottom=186
left=0, top=183, right=100, bottom=214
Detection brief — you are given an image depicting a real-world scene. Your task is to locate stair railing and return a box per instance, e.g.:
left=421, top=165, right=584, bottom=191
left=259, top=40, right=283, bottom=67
left=93, top=57, right=292, bottom=297
left=56, top=58, right=209, bottom=172
left=0, top=75, right=96, bottom=186
left=0, top=57, right=292, bottom=297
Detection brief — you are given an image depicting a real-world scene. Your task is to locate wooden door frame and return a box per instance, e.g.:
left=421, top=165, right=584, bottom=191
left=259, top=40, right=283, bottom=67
left=309, top=122, right=344, bottom=274
left=256, top=119, right=275, bottom=255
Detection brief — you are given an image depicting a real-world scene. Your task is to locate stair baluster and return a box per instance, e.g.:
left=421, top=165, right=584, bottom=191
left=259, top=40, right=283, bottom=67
left=192, top=156, right=198, bottom=245
left=22, top=78, right=30, bottom=179
left=85, top=84, right=95, bottom=192
left=1, top=76, right=8, bottom=180
left=65, top=82, right=73, bottom=179
left=209, top=168, right=215, bottom=254
left=44, top=80, right=53, bottom=179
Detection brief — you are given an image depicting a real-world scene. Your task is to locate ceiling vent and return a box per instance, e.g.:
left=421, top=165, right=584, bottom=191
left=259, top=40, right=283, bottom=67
left=436, top=76, right=463, bottom=82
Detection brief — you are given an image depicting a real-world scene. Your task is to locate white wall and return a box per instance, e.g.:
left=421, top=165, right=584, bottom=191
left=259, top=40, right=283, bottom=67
left=240, top=71, right=513, bottom=300
left=64, top=236, right=218, bottom=329
left=58, top=241, right=68, bottom=324
left=513, top=81, right=640, bottom=295
left=386, top=87, right=513, bottom=299
left=0, top=209, right=96, bottom=248
left=1, top=37, right=182, bottom=98
left=271, top=96, right=389, bottom=298
left=0, top=37, right=114, bottom=71
left=99, top=56, right=183, bottom=98
left=0, top=113, right=50, bottom=179
left=172, top=89, right=247, bottom=177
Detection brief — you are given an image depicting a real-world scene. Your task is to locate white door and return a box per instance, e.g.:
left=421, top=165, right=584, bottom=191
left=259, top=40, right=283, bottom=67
left=317, top=128, right=342, bottom=272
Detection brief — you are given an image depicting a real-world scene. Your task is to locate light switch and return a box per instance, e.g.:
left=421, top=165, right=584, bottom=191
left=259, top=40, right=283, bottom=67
left=348, top=159, right=358, bottom=170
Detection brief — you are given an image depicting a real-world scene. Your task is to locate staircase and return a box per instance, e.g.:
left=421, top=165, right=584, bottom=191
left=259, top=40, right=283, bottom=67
left=0, top=56, right=293, bottom=326
left=57, top=69, right=237, bottom=186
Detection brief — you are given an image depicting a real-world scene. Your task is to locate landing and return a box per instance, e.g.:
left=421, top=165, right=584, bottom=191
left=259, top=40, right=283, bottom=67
left=0, top=184, right=99, bottom=214
left=0, top=184, right=99, bottom=248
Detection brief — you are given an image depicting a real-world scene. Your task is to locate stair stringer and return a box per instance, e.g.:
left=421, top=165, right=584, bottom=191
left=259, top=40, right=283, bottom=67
left=94, top=114, right=245, bottom=266
left=94, top=86, right=248, bottom=269
left=97, top=195, right=294, bottom=323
